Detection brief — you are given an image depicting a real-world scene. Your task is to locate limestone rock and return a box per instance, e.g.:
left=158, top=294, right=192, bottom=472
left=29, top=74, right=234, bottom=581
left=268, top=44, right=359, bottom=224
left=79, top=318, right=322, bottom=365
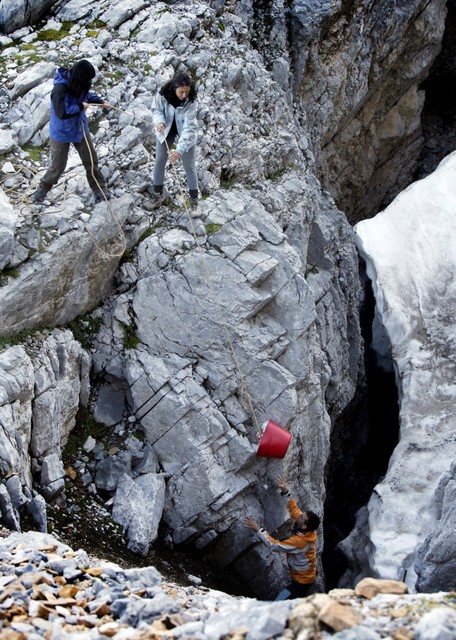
left=31, top=330, right=89, bottom=461
left=0, top=189, right=16, bottom=269
left=95, top=451, right=132, bottom=492
left=415, top=461, right=456, bottom=592
left=414, top=607, right=456, bottom=640
left=9, top=81, right=53, bottom=146
left=112, top=472, right=165, bottom=555
left=0, top=195, right=134, bottom=336
left=355, top=578, right=408, bottom=599
left=0, top=329, right=90, bottom=528
left=8, top=61, right=56, bottom=99
left=0, top=526, right=455, bottom=640
left=288, top=0, right=447, bottom=221
left=40, top=452, right=65, bottom=500
left=0, top=345, right=35, bottom=482
left=0, top=483, right=20, bottom=530
left=92, top=178, right=360, bottom=595
left=318, top=600, right=363, bottom=631
left=5, top=474, right=28, bottom=509
left=0, top=0, right=59, bottom=34
left=0, top=128, right=15, bottom=154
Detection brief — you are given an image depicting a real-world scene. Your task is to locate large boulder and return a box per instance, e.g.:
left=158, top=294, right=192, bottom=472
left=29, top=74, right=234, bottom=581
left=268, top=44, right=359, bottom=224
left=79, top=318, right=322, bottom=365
left=0, top=194, right=135, bottom=336
left=0, top=0, right=58, bottom=34
left=0, top=329, right=90, bottom=528
left=0, top=189, right=16, bottom=269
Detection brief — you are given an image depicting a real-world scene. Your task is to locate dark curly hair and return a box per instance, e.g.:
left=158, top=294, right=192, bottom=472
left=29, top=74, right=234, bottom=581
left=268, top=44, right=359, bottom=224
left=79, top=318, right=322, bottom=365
left=160, top=71, right=197, bottom=102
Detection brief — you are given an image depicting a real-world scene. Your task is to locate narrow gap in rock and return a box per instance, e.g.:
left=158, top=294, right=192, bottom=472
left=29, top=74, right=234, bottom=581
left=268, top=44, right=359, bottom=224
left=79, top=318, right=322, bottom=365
left=322, top=261, right=400, bottom=590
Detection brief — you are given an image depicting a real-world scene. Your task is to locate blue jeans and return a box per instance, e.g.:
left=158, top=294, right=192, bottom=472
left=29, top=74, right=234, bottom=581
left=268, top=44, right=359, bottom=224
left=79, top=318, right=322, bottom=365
left=275, top=581, right=315, bottom=600
left=153, top=131, right=198, bottom=194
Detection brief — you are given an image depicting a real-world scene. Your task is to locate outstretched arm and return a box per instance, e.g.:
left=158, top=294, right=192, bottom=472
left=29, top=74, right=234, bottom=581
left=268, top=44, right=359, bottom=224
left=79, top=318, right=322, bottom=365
left=276, top=476, right=303, bottom=521
left=244, top=516, right=260, bottom=532
left=276, top=475, right=289, bottom=494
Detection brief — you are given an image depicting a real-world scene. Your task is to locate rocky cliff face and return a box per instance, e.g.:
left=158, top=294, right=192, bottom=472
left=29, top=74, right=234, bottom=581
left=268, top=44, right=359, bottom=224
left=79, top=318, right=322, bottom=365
left=289, top=0, right=447, bottom=222
left=0, top=0, right=452, bottom=599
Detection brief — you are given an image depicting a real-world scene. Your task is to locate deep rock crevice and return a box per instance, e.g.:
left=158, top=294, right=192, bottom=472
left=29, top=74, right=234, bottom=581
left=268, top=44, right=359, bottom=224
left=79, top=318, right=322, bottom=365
left=322, top=0, right=455, bottom=590
left=323, top=266, right=400, bottom=590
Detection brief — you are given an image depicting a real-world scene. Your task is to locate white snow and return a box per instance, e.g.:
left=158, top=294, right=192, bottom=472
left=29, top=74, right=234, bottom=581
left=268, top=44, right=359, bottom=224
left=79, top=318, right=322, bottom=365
left=353, top=151, right=456, bottom=589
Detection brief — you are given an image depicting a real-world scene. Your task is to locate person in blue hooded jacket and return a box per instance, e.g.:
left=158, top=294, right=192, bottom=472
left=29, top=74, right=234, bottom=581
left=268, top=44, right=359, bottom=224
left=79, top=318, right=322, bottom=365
left=151, top=71, right=199, bottom=214
left=33, top=60, right=111, bottom=204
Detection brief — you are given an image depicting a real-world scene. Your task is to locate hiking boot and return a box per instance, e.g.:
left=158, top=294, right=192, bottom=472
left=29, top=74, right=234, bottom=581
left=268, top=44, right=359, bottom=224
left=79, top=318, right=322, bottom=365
left=93, top=190, right=112, bottom=203
left=190, top=198, right=201, bottom=217
left=144, top=191, right=164, bottom=211
left=32, top=187, right=48, bottom=203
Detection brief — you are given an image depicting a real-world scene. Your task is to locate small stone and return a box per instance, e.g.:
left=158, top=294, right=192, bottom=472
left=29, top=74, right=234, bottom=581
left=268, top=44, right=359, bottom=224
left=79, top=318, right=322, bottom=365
left=2, top=161, right=15, bottom=174
left=355, top=578, right=408, bottom=599
left=99, top=621, right=120, bottom=636
left=318, top=600, right=363, bottom=631
left=83, top=436, right=97, bottom=452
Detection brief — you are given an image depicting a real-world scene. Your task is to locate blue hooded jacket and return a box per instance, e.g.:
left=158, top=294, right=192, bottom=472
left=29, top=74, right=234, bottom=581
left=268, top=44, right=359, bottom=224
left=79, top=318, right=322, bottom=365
left=49, top=67, right=103, bottom=143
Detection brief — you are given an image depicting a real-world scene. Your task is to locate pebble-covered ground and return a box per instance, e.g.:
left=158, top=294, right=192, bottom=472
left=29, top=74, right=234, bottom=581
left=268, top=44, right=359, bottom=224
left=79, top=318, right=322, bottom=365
left=1, top=528, right=455, bottom=640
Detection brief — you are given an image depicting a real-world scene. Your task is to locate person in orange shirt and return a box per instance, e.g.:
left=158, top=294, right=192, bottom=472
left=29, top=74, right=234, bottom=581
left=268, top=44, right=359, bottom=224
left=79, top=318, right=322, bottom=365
left=245, top=475, right=320, bottom=600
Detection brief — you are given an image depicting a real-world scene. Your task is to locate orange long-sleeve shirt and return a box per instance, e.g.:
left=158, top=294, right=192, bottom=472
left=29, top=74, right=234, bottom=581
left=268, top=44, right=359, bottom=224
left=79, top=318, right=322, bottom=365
left=256, top=495, right=317, bottom=584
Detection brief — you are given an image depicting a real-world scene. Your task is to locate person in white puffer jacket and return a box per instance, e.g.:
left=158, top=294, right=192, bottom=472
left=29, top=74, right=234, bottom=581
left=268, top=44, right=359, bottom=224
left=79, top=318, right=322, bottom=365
left=151, top=71, right=199, bottom=214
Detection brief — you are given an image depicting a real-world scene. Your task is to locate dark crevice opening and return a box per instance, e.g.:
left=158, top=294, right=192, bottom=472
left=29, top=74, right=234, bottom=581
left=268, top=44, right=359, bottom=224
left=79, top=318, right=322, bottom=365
left=414, top=0, right=456, bottom=181
left=322, top=261, right=400, bottom=590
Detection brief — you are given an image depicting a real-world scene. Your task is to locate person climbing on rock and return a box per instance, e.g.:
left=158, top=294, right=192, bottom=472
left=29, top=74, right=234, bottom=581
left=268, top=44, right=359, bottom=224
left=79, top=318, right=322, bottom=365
left=151, top=70, right=200, bottom=216
left=244, top=475, right=320, bottom=600
left=32, top=59, right=111, bottom=204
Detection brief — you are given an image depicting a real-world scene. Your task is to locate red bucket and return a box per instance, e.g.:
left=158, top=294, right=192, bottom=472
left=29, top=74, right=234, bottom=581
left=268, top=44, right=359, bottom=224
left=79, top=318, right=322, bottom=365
left=256, top=420, right=292, bottom=459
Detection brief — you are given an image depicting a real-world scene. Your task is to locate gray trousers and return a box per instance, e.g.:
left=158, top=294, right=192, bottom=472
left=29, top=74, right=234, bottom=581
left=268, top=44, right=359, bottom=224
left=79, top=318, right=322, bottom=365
left=153, top=131, right=198, bottom=193
left=40, top=135, right=106, bottom=193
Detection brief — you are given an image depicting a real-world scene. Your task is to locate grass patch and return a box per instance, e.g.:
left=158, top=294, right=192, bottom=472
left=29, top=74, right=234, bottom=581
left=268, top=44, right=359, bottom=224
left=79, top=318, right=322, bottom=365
left=106, top=70, right=124, bottom=82
left=205, top=223, right=222, bottom=236
left=267, top=162, right=296, bottom=182
left=87, top=19, right=106, bottom=29
left=121, top=321, right=141, bottom=350
left=0, top=327, right=33, bottom=352
left=132, top=428, right=145, bottom=442
left=220, top=167, right=236, bottom=189
left=37, top=21, right=74, bottom=42
left=305, top=264, right=319, bottom=276
left=64, top=413, right=109, bottom=461
left=138, top=227, right=154, bottom=243
left=21, top=144, right=43, bottom=162
left=67, top=314, right=102, bottom=349
left=0, top=267, right=21, bottom=288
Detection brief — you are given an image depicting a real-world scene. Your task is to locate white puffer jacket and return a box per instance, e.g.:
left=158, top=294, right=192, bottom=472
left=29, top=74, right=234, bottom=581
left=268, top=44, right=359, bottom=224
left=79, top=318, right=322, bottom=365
left=152, top=93, right=198, bottom=154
